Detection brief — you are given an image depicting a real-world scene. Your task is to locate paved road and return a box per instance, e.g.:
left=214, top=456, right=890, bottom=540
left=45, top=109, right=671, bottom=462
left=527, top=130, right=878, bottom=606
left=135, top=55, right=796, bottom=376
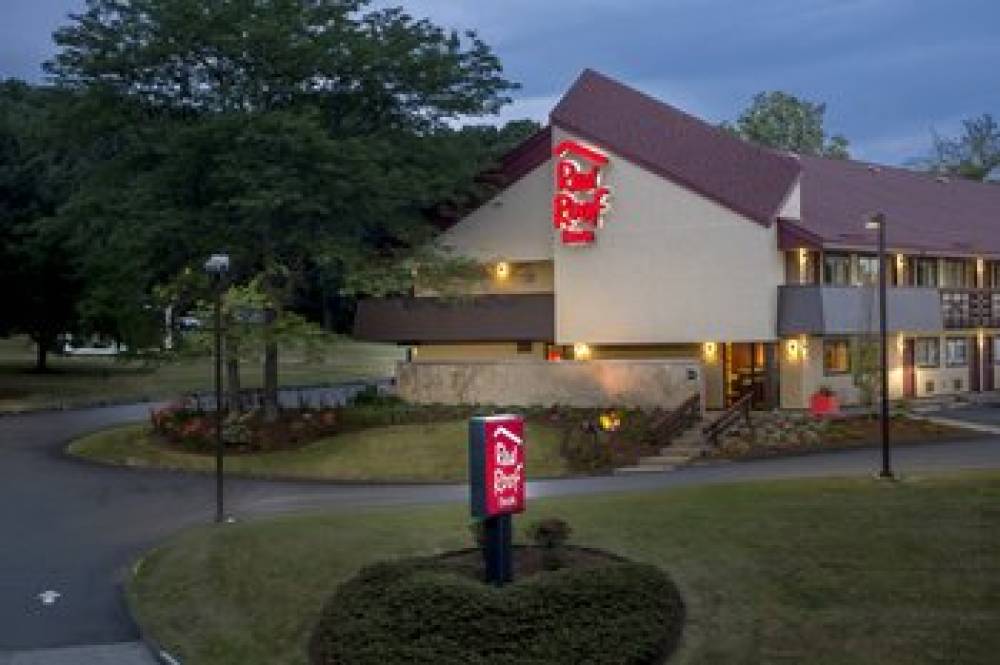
left=1, top=404, right=1000, bottom=655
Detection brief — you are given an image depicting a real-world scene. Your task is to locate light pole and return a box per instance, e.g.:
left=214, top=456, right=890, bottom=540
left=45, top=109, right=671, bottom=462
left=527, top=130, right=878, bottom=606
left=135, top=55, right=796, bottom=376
left=204, top=253, right=230, bottom=522
left=865, top=214, right=893, bottom=479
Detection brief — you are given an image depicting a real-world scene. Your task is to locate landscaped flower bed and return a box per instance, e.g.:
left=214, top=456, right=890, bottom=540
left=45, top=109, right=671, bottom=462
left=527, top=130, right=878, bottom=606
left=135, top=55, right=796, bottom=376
left=148, top=390, right=674, bottom=472
left=309, top=520, right=685, bottom=665
left=711, top=411, right=981, bottom=460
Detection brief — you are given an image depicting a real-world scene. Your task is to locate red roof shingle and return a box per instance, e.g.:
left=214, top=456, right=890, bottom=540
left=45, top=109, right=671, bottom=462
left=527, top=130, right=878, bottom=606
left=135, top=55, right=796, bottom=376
left=795, top=155, right=1000, bottom=255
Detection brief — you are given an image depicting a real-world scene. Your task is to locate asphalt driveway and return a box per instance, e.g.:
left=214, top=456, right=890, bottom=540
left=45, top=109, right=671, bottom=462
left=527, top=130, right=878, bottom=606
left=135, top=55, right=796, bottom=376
left=1, top=404, right=999, bottom=653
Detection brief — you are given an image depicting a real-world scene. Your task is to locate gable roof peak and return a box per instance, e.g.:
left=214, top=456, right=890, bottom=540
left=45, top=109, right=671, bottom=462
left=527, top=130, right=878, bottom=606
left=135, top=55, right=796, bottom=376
left=550, top=69, right=801, bottom=225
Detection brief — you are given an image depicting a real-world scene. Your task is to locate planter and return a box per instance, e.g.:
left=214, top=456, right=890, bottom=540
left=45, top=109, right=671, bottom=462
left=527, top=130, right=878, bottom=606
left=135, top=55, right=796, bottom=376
left=809, top=393, right=840, bottom=416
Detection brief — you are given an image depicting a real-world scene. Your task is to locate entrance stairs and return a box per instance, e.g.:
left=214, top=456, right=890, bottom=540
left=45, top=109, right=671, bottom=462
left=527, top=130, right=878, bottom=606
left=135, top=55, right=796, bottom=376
left=614, top=425, right=710, bottom=474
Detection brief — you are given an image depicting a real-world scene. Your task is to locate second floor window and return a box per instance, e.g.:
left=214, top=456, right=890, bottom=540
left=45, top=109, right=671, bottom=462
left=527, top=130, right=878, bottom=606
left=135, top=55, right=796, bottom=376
left=824, top=253, right=851, bottom=286
left=946, top=337, right=968, bottom=367
left=912, top=258, right=939, bottom=287
left=990, top=261, right=1000, bottom=289
left=857, top=255, right=879, bottom=286
left=915, top=338, right=940, bottom=367
left=942, top=259, right=975, bottom=288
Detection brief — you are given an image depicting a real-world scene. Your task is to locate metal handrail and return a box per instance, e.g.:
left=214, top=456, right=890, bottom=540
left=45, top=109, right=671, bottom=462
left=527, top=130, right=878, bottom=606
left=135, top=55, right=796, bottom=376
left=703, top=391, right=754, bottom=446
left=648, top=393, right=701, bottom=444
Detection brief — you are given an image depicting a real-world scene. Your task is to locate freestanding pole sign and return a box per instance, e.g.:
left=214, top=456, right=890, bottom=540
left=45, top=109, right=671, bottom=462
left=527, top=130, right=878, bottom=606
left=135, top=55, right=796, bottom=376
left=469, top=414, right=525, bottom=586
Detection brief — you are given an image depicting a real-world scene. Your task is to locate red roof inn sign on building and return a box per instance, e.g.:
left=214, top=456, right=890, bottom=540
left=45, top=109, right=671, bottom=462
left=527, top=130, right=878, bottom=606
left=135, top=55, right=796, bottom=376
left=552, top=140, right=610, bottom=245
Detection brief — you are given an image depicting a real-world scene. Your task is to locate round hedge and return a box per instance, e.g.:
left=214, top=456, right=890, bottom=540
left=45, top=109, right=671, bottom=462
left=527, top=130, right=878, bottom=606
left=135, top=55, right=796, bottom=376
left=309, top=551, right=684, bottom=665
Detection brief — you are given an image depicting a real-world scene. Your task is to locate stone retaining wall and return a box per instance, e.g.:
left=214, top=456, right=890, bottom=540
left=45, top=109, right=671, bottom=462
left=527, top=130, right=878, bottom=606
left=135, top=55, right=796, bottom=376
left=397, top=359, right=703, bottom=409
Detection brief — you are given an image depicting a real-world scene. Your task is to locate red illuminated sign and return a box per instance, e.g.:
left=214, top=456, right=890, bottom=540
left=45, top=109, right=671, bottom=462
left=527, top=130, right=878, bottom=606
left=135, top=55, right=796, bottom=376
left=469, top=415, right=525, bottom=518
left=552, top=140, right=611, bottom=245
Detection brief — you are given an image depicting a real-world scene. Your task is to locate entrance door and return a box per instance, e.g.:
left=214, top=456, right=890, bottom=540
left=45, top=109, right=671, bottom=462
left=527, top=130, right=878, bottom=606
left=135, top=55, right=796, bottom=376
left=725, top=343, right=776, bottom=408
left=984, top=336, right=995, bottom=392
left=970, top=335, right=981, bottom=392
left=903, top=338, right=916, bottom=398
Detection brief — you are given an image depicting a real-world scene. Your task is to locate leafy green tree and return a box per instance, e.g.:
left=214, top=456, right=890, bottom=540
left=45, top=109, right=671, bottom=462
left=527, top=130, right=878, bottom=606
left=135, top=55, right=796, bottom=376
left=727, top=91, right=850, bottom=158
left=920, top=114, right=1000, bottom=182
left=47, top=0, right=520, bottom=415
left=0, top=80, right=87, bottom=370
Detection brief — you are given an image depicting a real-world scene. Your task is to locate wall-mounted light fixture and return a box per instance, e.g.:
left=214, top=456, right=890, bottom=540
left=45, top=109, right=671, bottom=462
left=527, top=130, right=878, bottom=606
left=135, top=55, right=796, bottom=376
left=573, top=342, right=592, bottom=360
left=703, top=341, right=717, bottom=362
left=494, top=261, right=510, bottom=281
left=785, top=338, right=799, bottom=361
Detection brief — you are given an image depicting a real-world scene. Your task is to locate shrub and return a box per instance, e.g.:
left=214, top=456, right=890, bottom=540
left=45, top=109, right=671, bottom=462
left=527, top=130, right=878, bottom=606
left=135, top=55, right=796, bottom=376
left=309, top=557, right=684, bottom=665
left=528, top=517, right=573, bottom=570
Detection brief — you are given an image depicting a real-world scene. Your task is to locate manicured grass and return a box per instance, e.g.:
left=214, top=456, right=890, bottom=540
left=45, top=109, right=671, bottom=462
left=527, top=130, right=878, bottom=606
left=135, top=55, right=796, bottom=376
left=130, top=472, right=1000, bottom=665
left=0, top=335, right=402, bottom=412
left=69, top=420, right=568, bottom=481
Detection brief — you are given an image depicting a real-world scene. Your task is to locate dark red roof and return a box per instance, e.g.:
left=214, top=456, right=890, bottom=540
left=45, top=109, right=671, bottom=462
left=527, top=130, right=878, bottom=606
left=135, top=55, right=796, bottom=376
left=794, top=155, right=1000, bottom=255
left=550, top=69, right=802, bottom=225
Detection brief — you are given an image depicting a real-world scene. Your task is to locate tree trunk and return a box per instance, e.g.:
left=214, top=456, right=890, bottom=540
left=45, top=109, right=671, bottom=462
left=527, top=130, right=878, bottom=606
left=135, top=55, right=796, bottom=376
left=226, top=337, right=241, bottom=413
left=263, top=308, right=279, bottom=422
left=35, top=339, right=49, bottom=373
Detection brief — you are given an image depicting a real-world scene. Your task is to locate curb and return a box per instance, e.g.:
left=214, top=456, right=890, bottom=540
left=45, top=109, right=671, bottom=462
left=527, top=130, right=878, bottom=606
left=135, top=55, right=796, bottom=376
left=127, top=554, right=184, bottom=665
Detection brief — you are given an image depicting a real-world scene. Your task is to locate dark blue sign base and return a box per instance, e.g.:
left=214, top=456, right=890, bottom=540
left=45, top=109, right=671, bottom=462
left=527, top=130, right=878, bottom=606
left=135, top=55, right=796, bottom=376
left=482, top=514, right=513, bottom=586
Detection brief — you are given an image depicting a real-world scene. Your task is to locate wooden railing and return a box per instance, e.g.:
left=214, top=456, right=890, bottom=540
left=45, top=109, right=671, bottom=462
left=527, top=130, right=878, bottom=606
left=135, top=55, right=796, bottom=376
left=941, top=288, right=1000, bottom=328
left=703, top=391, right=753, bottom=446
left=646, top=393, right=701, bottom=445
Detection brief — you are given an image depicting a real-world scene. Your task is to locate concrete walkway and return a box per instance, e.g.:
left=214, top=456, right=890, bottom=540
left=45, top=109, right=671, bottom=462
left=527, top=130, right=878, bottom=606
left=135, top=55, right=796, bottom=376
left=2, top=401, right=1000, bottom=656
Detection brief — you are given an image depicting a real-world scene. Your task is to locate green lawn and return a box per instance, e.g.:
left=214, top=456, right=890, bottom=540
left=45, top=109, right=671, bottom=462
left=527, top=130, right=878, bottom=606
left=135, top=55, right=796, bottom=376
left=130, top=472, right=1000, bottom=665
left=0, top=336, right=402, bottom=413
left=69, top=419, right=568, bottom=481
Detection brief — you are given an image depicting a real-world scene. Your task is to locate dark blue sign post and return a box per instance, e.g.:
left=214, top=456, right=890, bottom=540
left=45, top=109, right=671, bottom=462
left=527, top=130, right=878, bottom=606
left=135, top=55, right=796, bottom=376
left=469, top=415, right=525, bottom=586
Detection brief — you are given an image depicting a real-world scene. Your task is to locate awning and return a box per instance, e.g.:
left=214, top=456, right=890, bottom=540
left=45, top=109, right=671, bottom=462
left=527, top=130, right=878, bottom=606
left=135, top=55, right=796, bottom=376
left=353, top=294, right=555, bottom=343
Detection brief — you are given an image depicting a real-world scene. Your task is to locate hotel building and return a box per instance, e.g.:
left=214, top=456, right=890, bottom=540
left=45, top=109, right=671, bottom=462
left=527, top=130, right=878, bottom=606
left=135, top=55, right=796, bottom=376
left=355, top=70, right=1000, bottom=410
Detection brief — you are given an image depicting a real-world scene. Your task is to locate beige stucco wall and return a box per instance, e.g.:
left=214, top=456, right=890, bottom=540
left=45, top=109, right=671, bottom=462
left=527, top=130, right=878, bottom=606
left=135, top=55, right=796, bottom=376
left=416, top=260, right=554, bottom=297
left=552, top=127, right=784, bottom=345
left=412, top=343, right=545, bottom=361
left=437, top=161, right=554, bottom=262
left=397, top=359, right=703, bottom=409
left=779, top=333, right=1000, bottom=408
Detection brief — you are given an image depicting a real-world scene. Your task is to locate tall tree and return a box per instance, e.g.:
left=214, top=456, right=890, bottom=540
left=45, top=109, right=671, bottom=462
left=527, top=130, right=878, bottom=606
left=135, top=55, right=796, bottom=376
left=0, top=81, right=86, bottom=370
left=920, top=114, right=1000, bottom=182
left=727, top=91, right=850, bottom=158
left=46, top=0, right=518, bottom=414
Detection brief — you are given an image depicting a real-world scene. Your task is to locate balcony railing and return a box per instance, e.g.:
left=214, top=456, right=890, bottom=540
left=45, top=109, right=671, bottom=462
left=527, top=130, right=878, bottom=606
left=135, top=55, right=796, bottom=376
left=941, top=289, right=1000, bottom=329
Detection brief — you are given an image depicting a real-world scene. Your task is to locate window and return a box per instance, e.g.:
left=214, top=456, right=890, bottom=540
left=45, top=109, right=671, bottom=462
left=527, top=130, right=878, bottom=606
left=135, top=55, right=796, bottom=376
left=823, top=253, right=851, bottom=286
left=823, top=338, right=851, bottom=374
left=942, top=259, right=975, bottom=288
left=994, top=337, right=1000, bottom=365
left=857, top=255, right=879, bottom=286
left=516, top=341, right=533, bottom=354
left=942, top=291, right=971, bottom=328
left=914, top=338, right=940, bottom=368
left=913, top=258, right=939, bottom=287
left=946, top=337, right=968, bottom=367
left=989, top=261, right=1000, bottom=289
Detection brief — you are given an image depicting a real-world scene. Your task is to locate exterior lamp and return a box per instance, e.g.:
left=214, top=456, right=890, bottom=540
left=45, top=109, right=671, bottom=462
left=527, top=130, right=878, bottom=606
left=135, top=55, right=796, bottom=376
left=494, top=261, right=510, bottom=281
left=865, top=213, right=893, bottom=480
left=573, top=342, right=592, bottom=360
left=599, top=411, right=622, bottom=432
left=703, top=341, right=717, bottom=361
left=203, top=253, right=230, bottom=523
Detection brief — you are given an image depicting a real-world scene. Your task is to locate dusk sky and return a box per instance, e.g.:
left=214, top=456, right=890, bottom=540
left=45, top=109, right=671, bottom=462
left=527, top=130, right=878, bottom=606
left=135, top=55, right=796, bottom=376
left=2, top=0, right=998, bottom=165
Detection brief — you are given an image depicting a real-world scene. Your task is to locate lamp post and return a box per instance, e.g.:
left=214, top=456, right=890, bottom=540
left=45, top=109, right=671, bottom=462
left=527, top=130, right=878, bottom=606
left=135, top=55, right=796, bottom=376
left=204, top=253, right=230, bottom=522
left=865, top=214, right=893, bottom=479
